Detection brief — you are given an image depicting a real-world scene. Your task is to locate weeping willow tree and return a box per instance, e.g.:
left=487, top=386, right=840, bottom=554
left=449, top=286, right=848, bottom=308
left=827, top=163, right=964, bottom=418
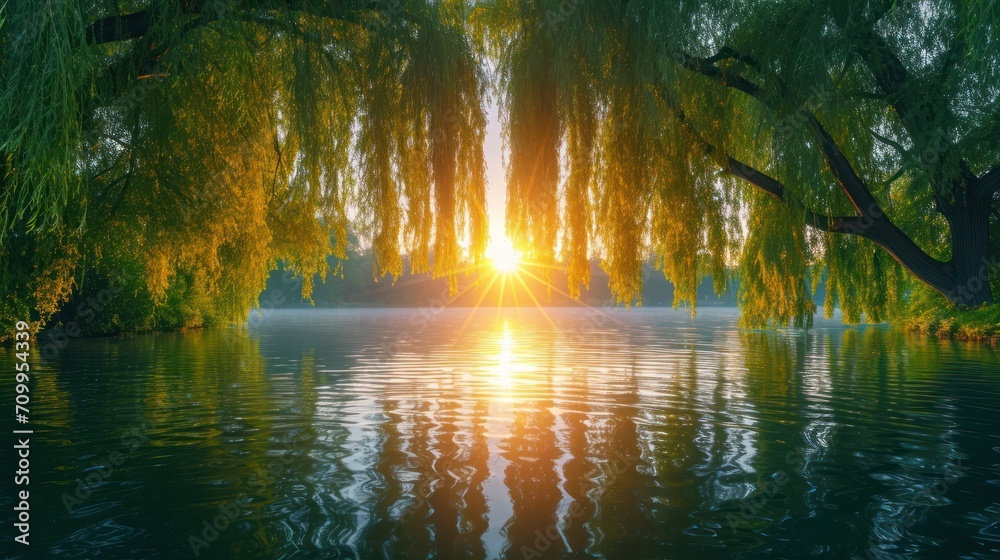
left=0, top=0, right=487, bottom=338
left=3, top=1, right=998, bottom=337
left=476, top=0, right=1000, bottom=326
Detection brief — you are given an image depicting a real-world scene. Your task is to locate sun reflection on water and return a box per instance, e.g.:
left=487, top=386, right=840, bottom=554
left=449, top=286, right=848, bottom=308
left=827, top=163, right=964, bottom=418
left=488, top=321, right=536, bottom=395
left=15, top=308, right=1000, bottom=559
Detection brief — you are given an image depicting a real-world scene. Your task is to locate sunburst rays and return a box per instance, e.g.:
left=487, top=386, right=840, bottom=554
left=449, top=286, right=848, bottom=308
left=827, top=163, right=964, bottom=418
left=362, top=238, right=624, bottom=348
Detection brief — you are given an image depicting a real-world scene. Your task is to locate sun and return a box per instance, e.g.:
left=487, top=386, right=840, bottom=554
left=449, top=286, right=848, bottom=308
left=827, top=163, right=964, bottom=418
left=487, top=237, right=521, bottom=274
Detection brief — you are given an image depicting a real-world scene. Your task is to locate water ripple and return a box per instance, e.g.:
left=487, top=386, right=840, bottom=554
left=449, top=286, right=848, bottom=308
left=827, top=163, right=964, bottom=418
left=6, top=308, right=1000, bottom=559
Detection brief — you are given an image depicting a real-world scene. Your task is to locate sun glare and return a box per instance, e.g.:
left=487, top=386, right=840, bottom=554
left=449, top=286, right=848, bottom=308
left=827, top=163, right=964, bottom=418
left=488, top=237, right=521, bottom=274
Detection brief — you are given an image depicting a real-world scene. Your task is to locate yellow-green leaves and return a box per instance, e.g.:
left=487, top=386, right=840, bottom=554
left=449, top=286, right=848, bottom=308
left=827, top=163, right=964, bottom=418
left=738, top=193, right=815, bottom=328
left=2, top=1, right=489, bottom=330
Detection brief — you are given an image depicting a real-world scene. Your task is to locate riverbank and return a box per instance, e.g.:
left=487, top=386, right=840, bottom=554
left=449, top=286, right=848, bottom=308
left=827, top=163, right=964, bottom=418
left=6, top=301, right=997, bottom=347
left=903, top=303, right=1000, bottom=345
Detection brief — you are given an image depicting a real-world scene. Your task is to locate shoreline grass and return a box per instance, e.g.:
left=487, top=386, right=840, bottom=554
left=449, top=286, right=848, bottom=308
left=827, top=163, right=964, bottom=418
left=903, top=303, right=1000, bottom=345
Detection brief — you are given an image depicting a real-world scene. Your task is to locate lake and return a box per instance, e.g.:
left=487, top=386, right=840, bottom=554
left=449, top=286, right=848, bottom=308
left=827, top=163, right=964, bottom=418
left=4, top=307, right=1000, bottom=559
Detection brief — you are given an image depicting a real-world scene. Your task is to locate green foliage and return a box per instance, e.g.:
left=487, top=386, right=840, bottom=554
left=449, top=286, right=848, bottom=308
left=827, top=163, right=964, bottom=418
left=1, top=1, right=488, bottom=340
left=738, top=194, right=815, bottom=328
left=905, top=284, right=1000, bottom=343
left=1, top=0, right=89, bottom=233
left=478, top=0, right=741, bottom=307
left=2, top=0, right=998, bottom=339
left=479, top=0, right=999, bottom=324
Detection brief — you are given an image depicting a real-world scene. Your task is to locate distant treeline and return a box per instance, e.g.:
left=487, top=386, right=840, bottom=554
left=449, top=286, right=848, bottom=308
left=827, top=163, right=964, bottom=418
left=260, top=254, right=829, bottom=309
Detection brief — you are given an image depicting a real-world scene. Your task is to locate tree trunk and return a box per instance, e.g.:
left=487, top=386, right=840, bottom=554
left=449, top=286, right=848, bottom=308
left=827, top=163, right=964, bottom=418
left=943, top=199, right=994, bottom=306
left=726, top=154, right=996, bottom=308
left=847, top=202, right=993, bottom=308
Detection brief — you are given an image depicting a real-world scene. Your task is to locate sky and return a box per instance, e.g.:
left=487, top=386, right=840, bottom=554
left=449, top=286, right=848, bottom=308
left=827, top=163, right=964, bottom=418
left=484, top=99, right=507, bottom=246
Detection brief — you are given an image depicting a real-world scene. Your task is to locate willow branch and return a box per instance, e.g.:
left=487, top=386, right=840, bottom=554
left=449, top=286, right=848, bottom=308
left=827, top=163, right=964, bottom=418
left=676, top=49, right=761, bottom=97
left=86, top=11, right=153, bottom=44
left=848, top=24, right=983, bottom=202
left=653, top=84, right=865, bottom=236
left=804, top=114, right=884, bottom=217
left=870, top=129, right=909, bottom=156
left=672, top=48, right=910, bottom=229
left=726, top=157, right=868, bottom=235
left=659, top=65, right=951, bottom=284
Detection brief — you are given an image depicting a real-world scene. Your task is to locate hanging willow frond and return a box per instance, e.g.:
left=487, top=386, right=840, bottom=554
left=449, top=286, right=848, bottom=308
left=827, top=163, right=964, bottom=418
left=1, top=0, right=488, bottom=331
left=480, top=0, right=999, bottom=321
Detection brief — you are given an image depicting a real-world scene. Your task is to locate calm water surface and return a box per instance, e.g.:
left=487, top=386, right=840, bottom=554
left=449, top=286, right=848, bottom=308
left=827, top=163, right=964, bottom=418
left=3, top=307, right=1000, bottom=559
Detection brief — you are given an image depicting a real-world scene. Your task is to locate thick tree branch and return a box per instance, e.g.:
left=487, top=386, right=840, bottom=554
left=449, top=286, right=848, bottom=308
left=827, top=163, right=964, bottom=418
left=674, top=48, right=888, bottom=216
left=726, top=157, right=867, bottom=235
left=671, top=47, right=959, bottom=273
left=847, top=24, right=983, bottom=206
left=804, top=114, right=883, bottom=217
left=85, top=1, right=401, bottom=46
left=87, top=11, right=153, bottom=44
left=670, top=51, right=893, bottom=220
left=654, top=82, right=868, bottom=235
left=655, top=69, right=955, bottom=291
left=86, top=1, right=211, bottom=44
left=870, top=129, right=909, bottom=157
left=975, top=166, right=1000, bottom=201
left=729, top=151, right=953, bottom=289
left=677, top=50, right=761, bottom=97
left=853, top=29, right=916, bottom=129
left=704, top=46, right=759, bottom=68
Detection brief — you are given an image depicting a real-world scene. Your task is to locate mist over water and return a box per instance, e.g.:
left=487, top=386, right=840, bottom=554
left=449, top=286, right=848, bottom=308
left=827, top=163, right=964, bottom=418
left=5, top=308, right=1000, bottom=559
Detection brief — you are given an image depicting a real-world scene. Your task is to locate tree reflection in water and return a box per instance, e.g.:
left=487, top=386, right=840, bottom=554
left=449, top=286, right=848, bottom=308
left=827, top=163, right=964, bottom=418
left=16, top=308, right=1000, bottom=559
